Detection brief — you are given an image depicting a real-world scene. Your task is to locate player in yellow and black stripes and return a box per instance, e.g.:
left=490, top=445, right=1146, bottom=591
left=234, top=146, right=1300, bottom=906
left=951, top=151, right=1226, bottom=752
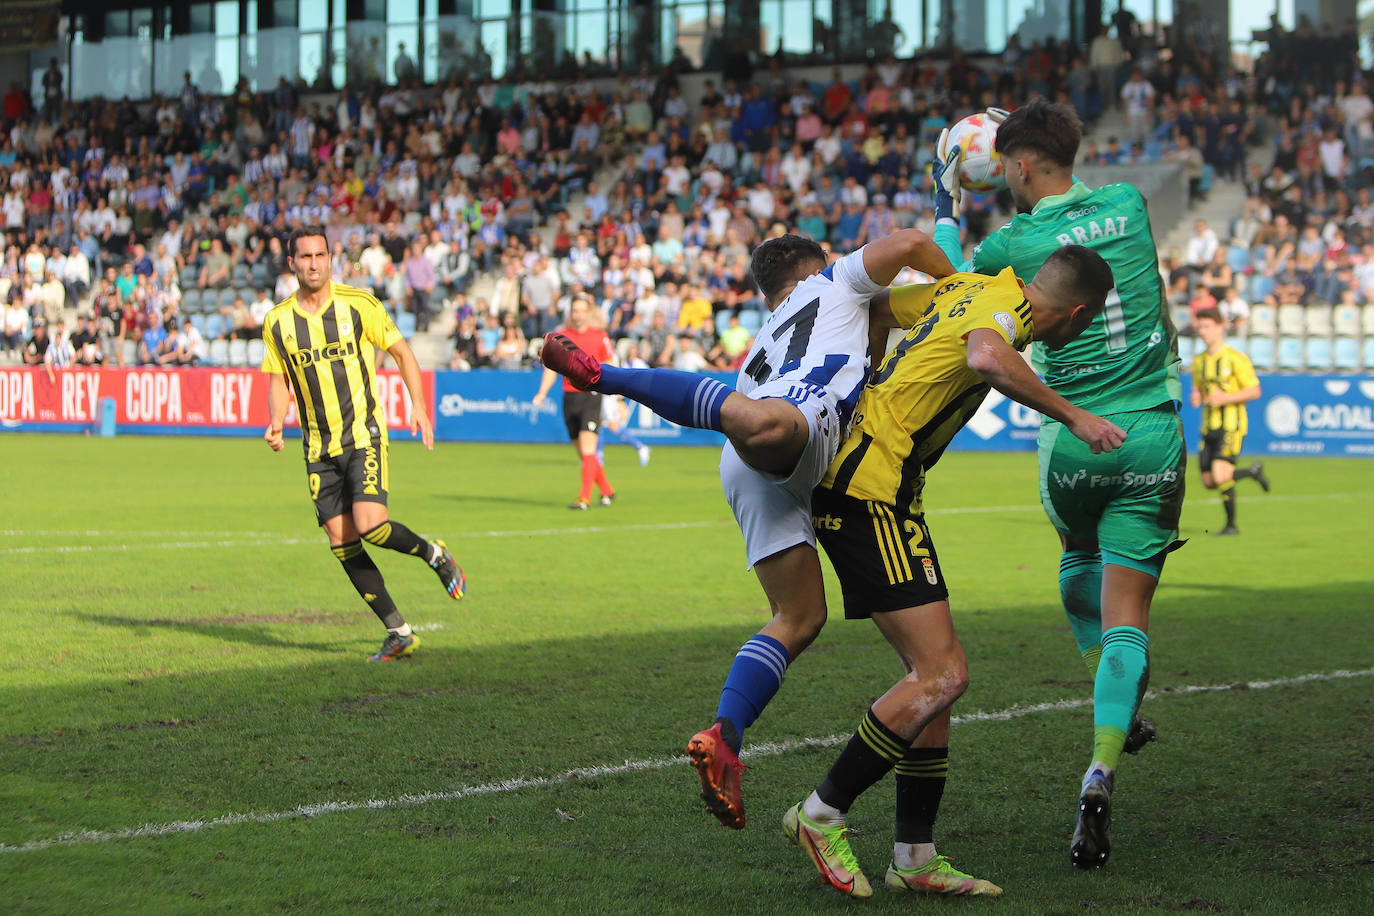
left=783, top=247, right=1126, bottom=899
left=1190, top=307, right=1269, bottom=535
left=262, top=226, right=466, bottom=662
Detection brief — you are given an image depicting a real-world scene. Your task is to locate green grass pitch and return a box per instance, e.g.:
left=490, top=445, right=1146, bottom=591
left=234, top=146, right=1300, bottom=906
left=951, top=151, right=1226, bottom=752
left=0, top=435, right=1371, bottom=913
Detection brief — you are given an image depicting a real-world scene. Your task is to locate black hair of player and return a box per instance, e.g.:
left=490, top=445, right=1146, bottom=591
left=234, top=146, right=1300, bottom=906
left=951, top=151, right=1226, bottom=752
left=750, top=234, right=827, bottom=303
left=1042, top=244, right=1114, bottom=312
left=993, top=99, right=1082, bottom=168
left=289, top=225, right=329, bottom=257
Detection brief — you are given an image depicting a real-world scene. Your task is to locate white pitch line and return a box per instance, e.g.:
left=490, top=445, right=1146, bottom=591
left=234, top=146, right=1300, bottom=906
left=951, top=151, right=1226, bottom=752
left=2, top=666, right=1369, bottom=856
left=2, top=490, right=1368, bottom=555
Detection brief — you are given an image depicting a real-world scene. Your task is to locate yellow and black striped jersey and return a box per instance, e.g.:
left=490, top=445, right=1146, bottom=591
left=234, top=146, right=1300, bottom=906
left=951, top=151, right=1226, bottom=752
left=261, top=281, right=403, bottom=461
left=1192, top=344, right=1257, bottom=435
left=820, top=268, right=1034, bottom=513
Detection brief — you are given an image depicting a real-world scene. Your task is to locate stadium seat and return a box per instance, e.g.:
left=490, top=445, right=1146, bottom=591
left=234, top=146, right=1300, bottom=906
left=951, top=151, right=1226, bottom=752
left=395, top=311, right=417, bottom=338
left=1229, top=336, right=1249, bottom=356
left=208, top=338, right=229, bottom=366
left=236, top=287, right=255, bottom=307
left=1303, top=304, right=1333, bottom=338
left=1248, top=336, right=1276, bottom=370
left=179, top=266, right=198, bottom=289
left=1248, top=304, right=1278, bottom=338
left=1276, top=304, right=1306, bottom=337
left=181, top=289, right=202, bottom=313
left=1334, top=336, right=1360, bottom=370
left=121, top=339, right=137, bottom=366
left=1362, top=304, right=1374, bottom=336
left=250, top=261, right=270, bottom=287
left=1333, top=303, right=1361, bottom=337
left=737, top=309, right=764, bottom=335
left=1277, top=336, right=1303, bottom=370
left=231, top=263, right=251, bottom=285
left=190, top=313, right=205, bottom=335
left=203, top=313, right=223, bottom=339
left=227, top=339, right=248, bottom=367
left=1364, top=337, right=1374, bottom=370
left=247, top=338, right=266, bottom=367
left=1304, top=336, right=1332, bottom=370
left=217, top=288, right=238, bottom=308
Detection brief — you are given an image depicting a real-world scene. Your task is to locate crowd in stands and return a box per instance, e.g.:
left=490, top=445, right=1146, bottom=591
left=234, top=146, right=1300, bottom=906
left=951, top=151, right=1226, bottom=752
left=1, top=10, right=1372, bottom=375
left=1150, top=15, right=1374, bottom=368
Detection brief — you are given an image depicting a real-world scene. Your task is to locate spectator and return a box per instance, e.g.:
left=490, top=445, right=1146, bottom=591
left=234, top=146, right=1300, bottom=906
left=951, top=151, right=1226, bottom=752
left=138, top=319, right=167, bottom=366
left=71, top=314, right=102, bottom=365
left=1121, top=68, right=1155, bottom=144
left=24, top=320, right=55, bottom=381
left=449, top=313, right=487, bottom=370
left=402, top=238, right=437, bottom=333
left=198, top=238, right=231, bottom=289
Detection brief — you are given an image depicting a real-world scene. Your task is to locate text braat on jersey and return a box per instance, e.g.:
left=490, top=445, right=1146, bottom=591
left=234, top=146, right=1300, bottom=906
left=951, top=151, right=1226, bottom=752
left=1055, top=217, right=1128, bottom=247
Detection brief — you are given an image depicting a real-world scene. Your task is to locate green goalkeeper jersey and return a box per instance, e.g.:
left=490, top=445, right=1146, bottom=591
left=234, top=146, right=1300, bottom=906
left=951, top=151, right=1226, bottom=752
left=961, top=180, right=1181, bottom=415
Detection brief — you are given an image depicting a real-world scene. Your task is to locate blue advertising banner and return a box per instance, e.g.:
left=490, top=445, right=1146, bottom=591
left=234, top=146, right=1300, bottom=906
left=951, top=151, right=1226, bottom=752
left=945, top=373, right=1374, bottom=457
left=434, top=369, right=729, bottom=447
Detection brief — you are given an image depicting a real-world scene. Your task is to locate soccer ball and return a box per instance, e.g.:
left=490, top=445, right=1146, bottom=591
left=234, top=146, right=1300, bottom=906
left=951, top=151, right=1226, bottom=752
left=947, top=112, right=1006, bottom=193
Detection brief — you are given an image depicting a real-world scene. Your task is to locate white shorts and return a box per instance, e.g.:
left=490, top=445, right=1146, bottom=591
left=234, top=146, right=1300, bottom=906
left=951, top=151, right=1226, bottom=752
left=719, top=381, right=845, bottom=568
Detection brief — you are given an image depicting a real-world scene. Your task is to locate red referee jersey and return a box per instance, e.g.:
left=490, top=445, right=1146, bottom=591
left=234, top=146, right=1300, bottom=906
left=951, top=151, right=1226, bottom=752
left=556, top=325, right=614, bottom=393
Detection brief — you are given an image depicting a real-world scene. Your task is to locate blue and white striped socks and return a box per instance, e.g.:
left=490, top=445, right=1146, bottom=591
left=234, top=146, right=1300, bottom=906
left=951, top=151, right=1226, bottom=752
left=715, top=634, right=791, bottom=751
left=594, top=365, right=731, bottom=431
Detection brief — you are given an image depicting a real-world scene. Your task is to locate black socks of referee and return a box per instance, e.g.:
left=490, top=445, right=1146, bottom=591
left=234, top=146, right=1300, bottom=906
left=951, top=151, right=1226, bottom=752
left=332, top=540, right=405, bottom=630
left=360, top=520, right=433, bottom=561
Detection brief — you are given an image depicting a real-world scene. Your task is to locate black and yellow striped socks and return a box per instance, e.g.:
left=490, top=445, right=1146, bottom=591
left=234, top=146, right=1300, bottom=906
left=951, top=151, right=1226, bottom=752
left=895, top=746, right=949, bottom=844
left=816, top=708, right=907, bottom=813
left=360, top=520, right=433, bottom=560
left=1219, top=479, right=1237, bottom=528
left=332, top=539, right=405, bottom=630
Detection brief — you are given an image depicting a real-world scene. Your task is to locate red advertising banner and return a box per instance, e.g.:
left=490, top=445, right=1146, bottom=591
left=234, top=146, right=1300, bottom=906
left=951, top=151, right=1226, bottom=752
left=0, top=366, right=435, bottom=432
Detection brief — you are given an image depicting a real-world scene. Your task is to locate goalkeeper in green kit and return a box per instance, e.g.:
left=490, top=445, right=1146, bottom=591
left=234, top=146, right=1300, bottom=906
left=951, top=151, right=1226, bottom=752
left=932, top=99, right=1185, bottom=869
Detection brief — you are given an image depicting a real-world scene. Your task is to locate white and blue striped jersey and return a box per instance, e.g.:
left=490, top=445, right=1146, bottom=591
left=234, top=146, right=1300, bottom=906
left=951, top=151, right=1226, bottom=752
left=735, top=248, right=882, bottom=426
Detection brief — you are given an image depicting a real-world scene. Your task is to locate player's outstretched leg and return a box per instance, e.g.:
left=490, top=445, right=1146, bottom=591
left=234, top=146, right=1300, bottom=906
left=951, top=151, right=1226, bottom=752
left=783, top=802, right=873, bottom=898
left=542, top=332, right=732, bottom=431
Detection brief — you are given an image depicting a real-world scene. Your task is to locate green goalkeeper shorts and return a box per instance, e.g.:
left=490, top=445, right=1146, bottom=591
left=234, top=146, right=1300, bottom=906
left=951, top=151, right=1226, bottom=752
left=1038, top=404, right=1186, bottom=576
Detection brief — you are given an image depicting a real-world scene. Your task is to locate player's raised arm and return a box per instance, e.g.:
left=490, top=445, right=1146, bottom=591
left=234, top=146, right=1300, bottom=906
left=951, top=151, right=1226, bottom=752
left=859, top=228, right=956, bottom=289
left=965, top=328, right=1124, bottom=455
left=386, top=338, right=433, bottom=450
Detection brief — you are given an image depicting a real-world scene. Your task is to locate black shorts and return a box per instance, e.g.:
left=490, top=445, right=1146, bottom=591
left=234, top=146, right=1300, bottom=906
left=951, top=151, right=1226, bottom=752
left=306, top=444, right=389, bottom=526
left=1198, top=428, right=1243, bottom=473
left=811, top=487, right=948, bottom=619
left=563, top=391, right=602, bottom=439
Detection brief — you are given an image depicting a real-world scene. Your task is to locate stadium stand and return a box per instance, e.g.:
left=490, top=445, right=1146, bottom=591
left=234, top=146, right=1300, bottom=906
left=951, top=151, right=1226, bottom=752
left=3, top=9, right=1373, bottom=376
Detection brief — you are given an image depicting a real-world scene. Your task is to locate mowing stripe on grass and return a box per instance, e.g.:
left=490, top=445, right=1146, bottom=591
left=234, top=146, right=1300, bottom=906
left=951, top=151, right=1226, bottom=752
left=2, top=491, right=1368, bottom=555
left=3, top=666, right=1369, bottom=856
